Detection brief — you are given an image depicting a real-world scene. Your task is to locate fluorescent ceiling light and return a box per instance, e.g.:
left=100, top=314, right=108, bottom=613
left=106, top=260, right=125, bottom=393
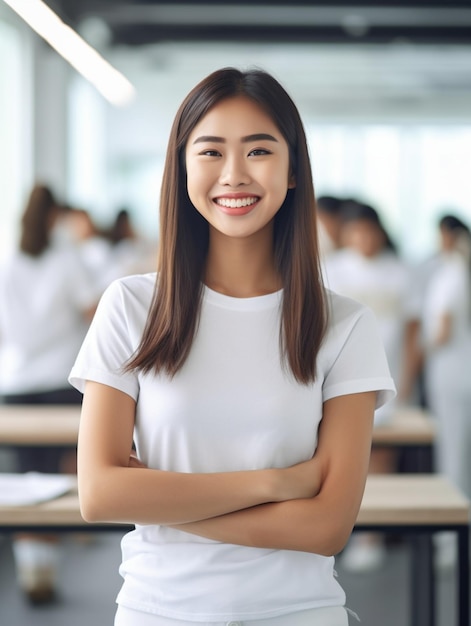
left=3, top=0, right=136, bottom=107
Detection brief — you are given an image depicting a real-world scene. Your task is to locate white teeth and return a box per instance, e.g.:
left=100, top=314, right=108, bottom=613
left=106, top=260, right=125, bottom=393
left=215, top=196, right=258, bottom=208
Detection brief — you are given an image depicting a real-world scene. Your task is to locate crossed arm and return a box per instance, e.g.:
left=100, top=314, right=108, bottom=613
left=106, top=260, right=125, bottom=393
left=78, top=381, right=376, bottom=556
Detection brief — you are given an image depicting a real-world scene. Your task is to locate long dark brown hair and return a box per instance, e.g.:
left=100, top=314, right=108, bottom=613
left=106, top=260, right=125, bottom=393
left=19, top=184, right=57, bottom=257
left=126, top=67, right=328, bottom=383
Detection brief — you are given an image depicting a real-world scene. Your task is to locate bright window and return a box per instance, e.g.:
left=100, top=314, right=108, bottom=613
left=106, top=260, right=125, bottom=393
left=0, top=18, right=27, bottom=258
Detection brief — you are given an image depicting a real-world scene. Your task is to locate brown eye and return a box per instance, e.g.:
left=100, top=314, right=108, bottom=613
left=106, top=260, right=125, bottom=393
left=199, top=150, right=221, bottom=157
left=248, top=148, right=272, bottom=157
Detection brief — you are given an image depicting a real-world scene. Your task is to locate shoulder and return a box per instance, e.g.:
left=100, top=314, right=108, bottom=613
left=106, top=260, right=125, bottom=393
left=84, top=274, right=157, bottom=348
left=325, top=288, right=372, bottom=328
left=0, top=251, right=36, bottom=285
left=99, top=272, right=157, bottom=313
left=102, top=271, right=157, bottom=298
left=433, top=255, right=468, bottom=292
left=322, top=288, right=381, bottom=349
left=0, top=251, right=15, bottom=273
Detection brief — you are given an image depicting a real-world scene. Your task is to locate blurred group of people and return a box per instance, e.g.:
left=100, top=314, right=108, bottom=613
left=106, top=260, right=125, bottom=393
left=0, top=183, right=156, bottom=603
left=52, top=201, right=157, bottom=293
left=318, top=194, right=471, bottom=571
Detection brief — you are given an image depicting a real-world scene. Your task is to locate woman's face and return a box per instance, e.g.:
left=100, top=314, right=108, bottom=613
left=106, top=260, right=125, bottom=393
left=341, top=219, right=386, bottom=258
left=439, top=226, right=456, bottom=252
left=185, top=96, right=295, bottom=241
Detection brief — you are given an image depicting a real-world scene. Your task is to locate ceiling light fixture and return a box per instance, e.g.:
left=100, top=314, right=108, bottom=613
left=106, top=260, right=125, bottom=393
left=2, top=0, right=136, bottom=107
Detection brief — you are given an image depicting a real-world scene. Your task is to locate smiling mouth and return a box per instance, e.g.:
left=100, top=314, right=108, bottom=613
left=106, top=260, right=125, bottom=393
left=214, top=196, right=259, bottom=209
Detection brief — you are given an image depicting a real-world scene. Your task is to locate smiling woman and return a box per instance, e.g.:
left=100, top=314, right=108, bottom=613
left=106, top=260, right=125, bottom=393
left=185, top=96, right=294, bottom=246
left=69, top=67, right=395, bottom=626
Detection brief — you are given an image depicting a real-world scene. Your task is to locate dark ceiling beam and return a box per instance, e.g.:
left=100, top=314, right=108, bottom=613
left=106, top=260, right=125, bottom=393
left=47, top=1, right=471, bottom=46
left=109, top=24, right=471, bottom=46
left=95, top=4, right=471, bottom=27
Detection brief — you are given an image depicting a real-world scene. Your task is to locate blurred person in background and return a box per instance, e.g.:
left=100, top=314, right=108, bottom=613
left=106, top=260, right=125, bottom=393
left=421, top=214, right=471, bottom=568
left=398, top=220, right=446, bottom=407
left=104, top=207, right=157, bottom=282
left=58, top=206, right=113, bottom=294
left=322, top=201, right=414, bottom=572
left=316, top=195, right=345, bottom=259
left=0, top=183, right=98, bottom=604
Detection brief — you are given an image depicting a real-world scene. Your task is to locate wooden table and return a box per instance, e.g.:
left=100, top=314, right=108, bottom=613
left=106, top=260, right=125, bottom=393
left=356, top=475, right=469, bottom=626
left=358, top=474, right=467, bottom=526
left=0, top=404, right=435, bottom=447
left=373, top=406, right=436, bottom=473
left=0, top=405, right=80, bottom=446
left=373, top=406, right=436, bottom=447
left=0, top=474, right=468, bottom=626
left=1, top=474, right=464, bottom=531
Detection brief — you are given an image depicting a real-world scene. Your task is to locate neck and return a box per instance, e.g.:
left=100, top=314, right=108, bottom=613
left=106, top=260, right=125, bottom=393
left=204, top=227, right=281, bottom=298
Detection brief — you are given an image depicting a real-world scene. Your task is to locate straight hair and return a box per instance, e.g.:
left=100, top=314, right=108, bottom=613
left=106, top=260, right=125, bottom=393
left=19, top=184, right=57, bottom=257
left=126, top=67, right=328, bottom=384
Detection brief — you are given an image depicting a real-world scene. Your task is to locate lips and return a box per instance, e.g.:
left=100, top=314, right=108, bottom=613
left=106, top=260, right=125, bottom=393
left=213, top=195, right=260, bottom=216
left=214, top=196, right=259, bottom=209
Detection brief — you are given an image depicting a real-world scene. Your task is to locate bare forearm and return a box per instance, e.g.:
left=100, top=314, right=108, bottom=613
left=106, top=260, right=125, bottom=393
left=169, top=493, right=357, bottom=556
left=79, top=455, right=321, bottom=525
left=79, top=466, right=277, bottom=525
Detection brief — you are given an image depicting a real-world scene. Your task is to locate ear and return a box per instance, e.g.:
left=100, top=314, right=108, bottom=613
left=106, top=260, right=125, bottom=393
left=288, top=172, right=296, bottom=189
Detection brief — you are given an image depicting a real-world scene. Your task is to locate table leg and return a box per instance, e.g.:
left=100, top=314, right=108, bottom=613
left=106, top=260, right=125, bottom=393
left=457, top=527, right=469, bottom=626
left=410, top=533, right=435, bottom=626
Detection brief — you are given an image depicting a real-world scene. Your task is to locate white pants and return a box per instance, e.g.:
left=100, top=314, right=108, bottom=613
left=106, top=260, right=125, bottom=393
left=115, top=605, right=349, bottom=626
left=426, top=351, right=471, bottom=500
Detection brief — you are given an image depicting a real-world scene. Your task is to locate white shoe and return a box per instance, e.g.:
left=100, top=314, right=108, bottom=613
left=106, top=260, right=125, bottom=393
left=12, top=539, right=60, bottom=604
left=341, top=537, right=386, bottom=573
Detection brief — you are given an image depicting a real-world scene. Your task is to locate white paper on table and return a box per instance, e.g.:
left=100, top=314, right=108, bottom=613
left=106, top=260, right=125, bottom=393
left=0, top=473, right=75, bottom=506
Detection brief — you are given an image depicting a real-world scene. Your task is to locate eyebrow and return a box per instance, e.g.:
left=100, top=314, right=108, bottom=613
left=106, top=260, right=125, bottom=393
left=192, top=133, right=279, bottom=145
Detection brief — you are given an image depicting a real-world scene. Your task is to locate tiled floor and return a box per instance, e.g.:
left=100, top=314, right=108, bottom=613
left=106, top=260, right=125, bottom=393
left=0, top=531, right=462, bottom=626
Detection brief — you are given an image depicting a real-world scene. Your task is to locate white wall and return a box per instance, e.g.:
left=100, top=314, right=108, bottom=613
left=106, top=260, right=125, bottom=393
left=0, top=4, right=33, bottom=256
left=0, top=4, right=72, bottom=255
left=32, top=39, right=71, bottom=198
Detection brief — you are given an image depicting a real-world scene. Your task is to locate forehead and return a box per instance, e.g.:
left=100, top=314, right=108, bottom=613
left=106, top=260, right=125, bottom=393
left=189, top=96, right=281, bottom=139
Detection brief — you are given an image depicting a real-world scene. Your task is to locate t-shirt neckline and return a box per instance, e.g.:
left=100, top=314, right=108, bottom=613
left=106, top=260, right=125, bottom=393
left=202, top=284, right=283, bottom=311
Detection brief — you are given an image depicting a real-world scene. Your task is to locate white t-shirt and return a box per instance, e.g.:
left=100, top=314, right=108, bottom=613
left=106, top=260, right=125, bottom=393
left=422, top=252, right=471, bottom=388
left=69, top=273, right=395, bottom=622
left=422, top=252, right=471, bottom=350
left=323, top=249, right=411, bottom=421
left=0, top=245, right=98, bottom=394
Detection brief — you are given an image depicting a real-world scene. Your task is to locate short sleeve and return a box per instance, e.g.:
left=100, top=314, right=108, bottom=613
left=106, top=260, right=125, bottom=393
left=69, top=279, right=141, bottom=400
left=322, top=300, right=396, bottom=409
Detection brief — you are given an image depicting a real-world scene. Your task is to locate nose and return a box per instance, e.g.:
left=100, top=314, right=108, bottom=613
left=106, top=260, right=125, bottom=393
left=218, top=154, right=251, bottom=187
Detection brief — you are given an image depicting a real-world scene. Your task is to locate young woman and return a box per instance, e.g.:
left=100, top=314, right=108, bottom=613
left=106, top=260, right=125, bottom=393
left=70, top=68, right=395, bottom=626
left=422, top=216, right=471, bottom=497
